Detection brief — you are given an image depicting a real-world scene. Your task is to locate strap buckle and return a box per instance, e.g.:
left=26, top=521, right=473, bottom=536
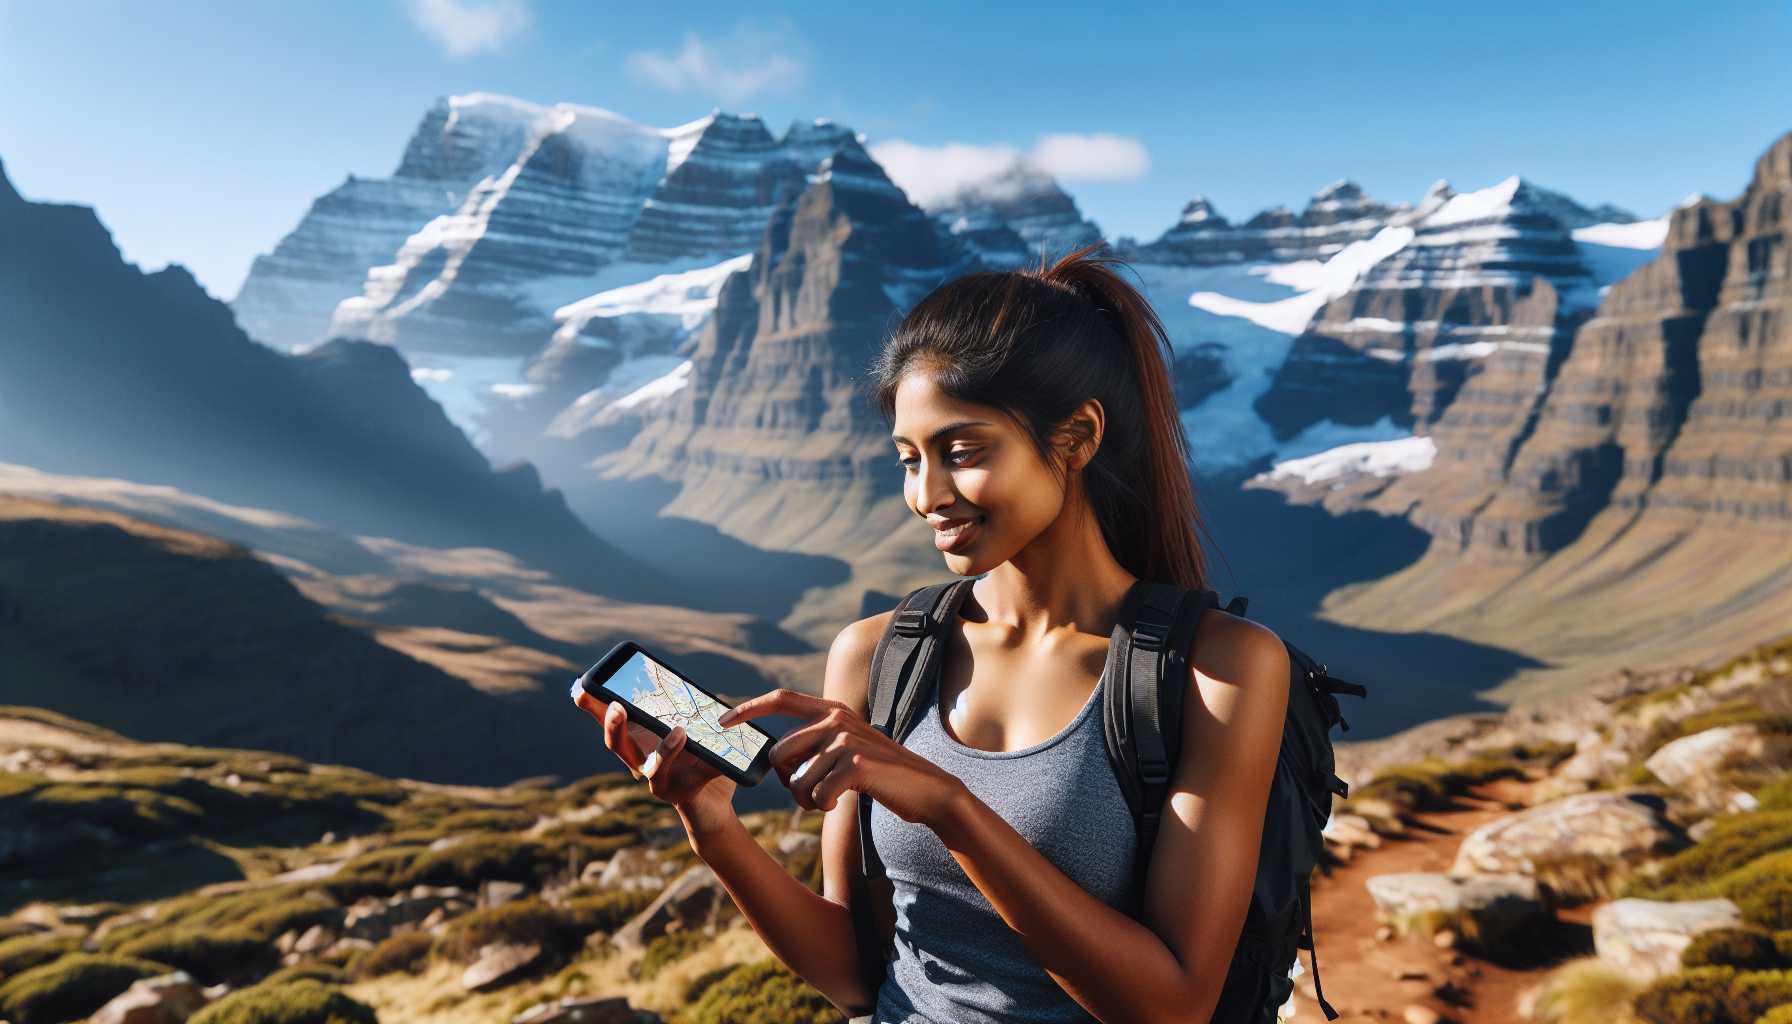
left=892, top=608, right=930, bottom=637
left=1139, top=758, right=1170, bottom=786
left=1133, top=616, right=1168, bottom=652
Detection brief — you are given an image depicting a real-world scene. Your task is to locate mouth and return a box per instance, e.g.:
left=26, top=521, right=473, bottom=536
left=933, top=515, right=985, bottom=553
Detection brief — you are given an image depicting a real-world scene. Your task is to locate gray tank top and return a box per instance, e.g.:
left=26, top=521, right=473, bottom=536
left=868, top=658, right=1141, bottom=1024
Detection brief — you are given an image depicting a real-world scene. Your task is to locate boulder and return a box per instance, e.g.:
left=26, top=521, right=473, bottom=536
left=1365, top=872, right=1551, bottom=954
left=1645, top=725, right=1766, bottom=788
left=89, top=971, right=206, bottom=1024
left=512, top=995, right=641, bottom=1024
left=598, top=847, right=665, bottom=893
left=1592, top=897, right=1743, bottom=981
left=461, top=941, right=546, bottom=991
left=1449, top=791, right=1682, bottom=900
left=777, top=831, right=820, bottom=856
left=609, top=863, right=728, bottom=953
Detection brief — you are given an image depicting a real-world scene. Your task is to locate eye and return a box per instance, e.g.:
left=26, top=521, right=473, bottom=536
left=896, top=449, right=979, bottom=472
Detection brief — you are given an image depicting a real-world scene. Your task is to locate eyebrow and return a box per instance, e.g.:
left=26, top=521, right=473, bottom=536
left=891, top=420, right=992, bottom=446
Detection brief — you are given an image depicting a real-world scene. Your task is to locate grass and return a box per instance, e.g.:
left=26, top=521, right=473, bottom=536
left=0, top=952, right=171, bottom=1024
left=188, top=978, right=378, bottom=1024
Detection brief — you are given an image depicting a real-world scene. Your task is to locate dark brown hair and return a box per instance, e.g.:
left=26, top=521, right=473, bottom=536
left=865, top=241, right=1214, bottom=589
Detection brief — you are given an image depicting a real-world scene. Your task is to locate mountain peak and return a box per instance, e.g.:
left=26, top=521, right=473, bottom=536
left=0, top=156, right=21, bottom=209
left=1179, top=195, right=1226, bottom=225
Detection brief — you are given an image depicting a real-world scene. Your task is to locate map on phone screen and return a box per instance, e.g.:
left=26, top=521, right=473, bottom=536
left=618, top=650, right=769, bottom=771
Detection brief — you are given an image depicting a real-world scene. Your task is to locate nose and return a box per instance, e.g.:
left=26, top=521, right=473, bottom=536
left=910, top=452, right=957, bottom=519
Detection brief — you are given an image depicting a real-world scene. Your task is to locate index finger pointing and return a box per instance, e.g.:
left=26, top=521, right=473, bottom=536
left=717, top=687, right=835, bottom=727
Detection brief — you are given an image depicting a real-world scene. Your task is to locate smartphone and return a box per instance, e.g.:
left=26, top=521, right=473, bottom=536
left=571, top=641, right=775, bottom=787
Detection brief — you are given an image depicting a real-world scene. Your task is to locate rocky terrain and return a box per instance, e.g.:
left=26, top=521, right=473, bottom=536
left=1, top=626, right=1784, bottom=1024
left=1287, top=631, right=1792, bottom=1023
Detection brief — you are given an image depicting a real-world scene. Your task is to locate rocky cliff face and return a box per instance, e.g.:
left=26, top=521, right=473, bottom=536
left=1126, top=179, right=1414, bottom=266
left=1349, top=133, right=1790, bottom=559
left=921, top=160, right=1104, bottom=269
left=591, top=139, right=978, bottom=554
left=0, top=156, right=667, bottom=603
left=230, top=93, right=544, bottom=351
left=325, top=108, right=865, bottom=358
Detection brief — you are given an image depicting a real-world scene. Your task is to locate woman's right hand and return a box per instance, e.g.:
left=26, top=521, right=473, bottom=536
left=575, top=691, right=737, bottom=825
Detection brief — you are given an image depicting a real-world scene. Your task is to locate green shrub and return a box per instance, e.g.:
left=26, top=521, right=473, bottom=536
left=1622, top=849, right=1792, bottom=930
left=1682, top=926, right=1787, bottom=970
left=431, top=899, right=582, bottom=963
left=1637, top=693, right=1792, bottom=761
left=685, top=958, right=844, bottom=1024
left=1626, top=811, right=1792, bottom=898
left=259, top=963, right=348, bottom=987
left=631, top=929, right=708, bottom=981
left=1634, top=964, right=1736, bottom=1024
left=319, top=846, right=425, bottom=901
left=355, top=930, right=433, bottom=979
left=1755, top=776, right=1792, bottom=812
left=1777, top=931, right=1792, bottom=964
left=112, top=925, right=277, bottom=985
left=0, top=952, right=169, bottom=1024
left=188, top=979, right=378, bottom=1024
left=405, top=836, right=544, bottom=889
left=430, top=808, right=538, bottom=832
left=0, top=931, right=81, bottom=975
left=683, top=962, right=740, bottom=1004
left=1727, top=969, right=1792, bottom=1024
left=235, top=889, right=343, bottom=943
left=0, top=918, right=44, bottom=942
left=565, top=888, right=656, bottom=934
left=1756, top=1003, right=1792, bottom=1024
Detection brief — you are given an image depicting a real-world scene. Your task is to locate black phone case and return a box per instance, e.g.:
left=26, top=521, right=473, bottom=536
left=574, top=640, right=775, bottom=787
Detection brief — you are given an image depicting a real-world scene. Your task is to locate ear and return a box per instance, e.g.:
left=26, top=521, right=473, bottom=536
left=1054, top=398, right=1105, bottom=472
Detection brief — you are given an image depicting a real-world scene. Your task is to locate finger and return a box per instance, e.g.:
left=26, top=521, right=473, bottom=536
left=786, top=746, right=847, bottom=810
left=810, top=756, right=864, bottom=813
left=716, top=688, right=839, bottom=728
left=604, top=702, right=645, bottom=777
left=767, top=717, right=841, bottom=778
left=643, top=726, right=687, bottom=798
left=573, top=689, right=608, bottom=720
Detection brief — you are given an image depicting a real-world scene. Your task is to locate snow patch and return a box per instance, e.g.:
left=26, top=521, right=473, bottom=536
left=1258, top=431, right=1437, bottom=486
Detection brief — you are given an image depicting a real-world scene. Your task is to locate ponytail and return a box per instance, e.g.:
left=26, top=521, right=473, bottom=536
left=866, top=241, right=1215, bottom=589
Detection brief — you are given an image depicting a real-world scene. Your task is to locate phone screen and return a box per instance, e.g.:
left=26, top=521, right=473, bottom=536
left=605, top=648, right=771, bottom=773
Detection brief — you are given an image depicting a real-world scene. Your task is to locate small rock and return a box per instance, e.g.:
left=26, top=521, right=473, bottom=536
left=1432, top=929, right=1456, bottom=949
left=89, top=971, right=206, bottom=1024
left=483, top=880, right=528, bottom=907
left=1374, top=925, right=1394, bottom=941
left=1592, top=897, right=1742, bottom=981
left=777, top=831, right=820, bottom=856
left=1402, top=1005, right=1440, bottom=1024
left=293, top=924, right=335, bottom=955
left=461, top=941, right=546, bottom=992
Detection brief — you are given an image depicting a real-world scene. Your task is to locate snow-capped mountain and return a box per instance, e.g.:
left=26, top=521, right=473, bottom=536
left=1121, top=180, right=1414, bottom=266
left=916, top=160, right=1105, bottom=269
left=231, top=93, right=546, bottom=352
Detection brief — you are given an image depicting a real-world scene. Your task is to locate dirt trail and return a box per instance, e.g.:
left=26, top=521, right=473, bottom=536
left=1286, top=774, right=1593, bottom=1024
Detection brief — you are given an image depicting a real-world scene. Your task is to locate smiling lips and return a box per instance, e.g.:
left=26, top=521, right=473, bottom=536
left=933, top=515, right=984, bottom=552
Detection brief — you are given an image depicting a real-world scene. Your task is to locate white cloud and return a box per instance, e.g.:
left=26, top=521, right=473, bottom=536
left=625, top=26, right=804, bottom=105
left=406, top=0, right=531, bottom=58
left=868, top=133, right=1150, bottom=211
left=1030, top=132, right=1151, bottom=181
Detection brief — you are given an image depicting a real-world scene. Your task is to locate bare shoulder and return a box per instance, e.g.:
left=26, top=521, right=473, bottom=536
left=1189, top=607, right=1290, bottom=690
left=1185, top=608, right=1291, bottom=734
left=822, top=609, right=896, bottom=721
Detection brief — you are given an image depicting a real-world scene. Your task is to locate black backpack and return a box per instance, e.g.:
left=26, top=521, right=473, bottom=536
left=854, top=575, right=1366, bottom=1022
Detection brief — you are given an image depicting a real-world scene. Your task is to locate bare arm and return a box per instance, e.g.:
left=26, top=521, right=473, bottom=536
left=675, top=611, right=892, bottom=1016
left=931, top=613, right=1292, bottom=1024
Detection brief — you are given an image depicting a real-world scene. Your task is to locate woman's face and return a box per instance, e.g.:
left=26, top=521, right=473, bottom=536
left=891, top=370, right=1092, bottom=574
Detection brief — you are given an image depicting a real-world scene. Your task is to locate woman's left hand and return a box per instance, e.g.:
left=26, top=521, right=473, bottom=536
left=719, top=688, right=968, bottom=829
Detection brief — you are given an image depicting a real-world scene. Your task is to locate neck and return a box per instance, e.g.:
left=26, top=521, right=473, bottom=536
left=974, top=493, right=1136, bottom=645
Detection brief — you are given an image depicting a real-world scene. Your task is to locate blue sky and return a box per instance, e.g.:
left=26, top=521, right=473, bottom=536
left=2, top=1, right=1788, bottom=301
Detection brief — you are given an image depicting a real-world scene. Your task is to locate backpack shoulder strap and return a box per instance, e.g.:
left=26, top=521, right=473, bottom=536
left=858, top=575, right=978, bottom=878
left=1101, top=579, right=1217, bottom=894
